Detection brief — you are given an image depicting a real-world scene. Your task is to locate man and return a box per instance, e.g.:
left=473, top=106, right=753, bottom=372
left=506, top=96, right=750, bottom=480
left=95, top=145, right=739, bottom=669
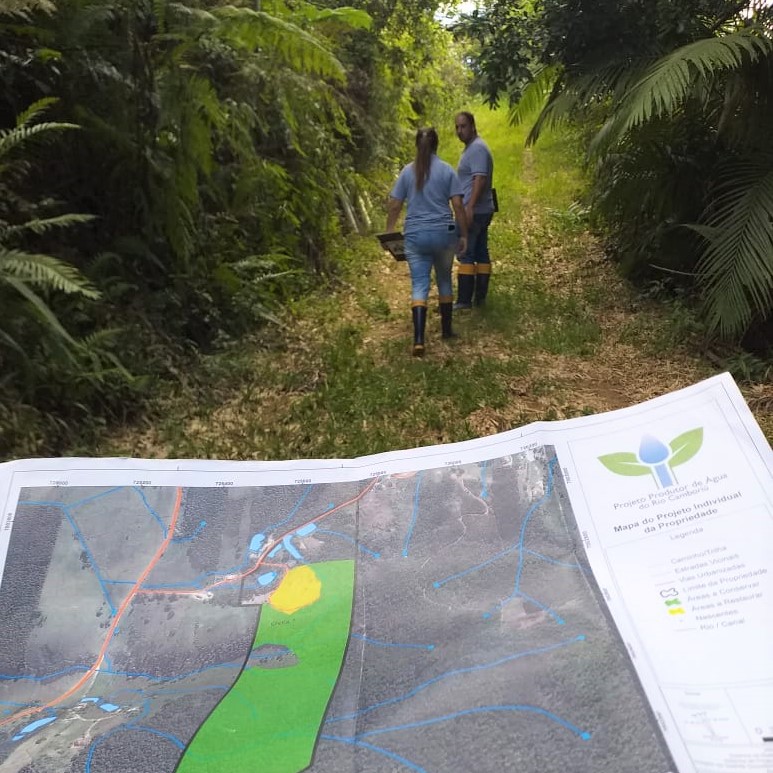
left=454, top=111, right=495, bottom=309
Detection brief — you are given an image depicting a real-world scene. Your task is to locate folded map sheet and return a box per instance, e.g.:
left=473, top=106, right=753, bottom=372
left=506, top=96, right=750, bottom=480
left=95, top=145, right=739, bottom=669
left=0, top=372, right=770, bottom=773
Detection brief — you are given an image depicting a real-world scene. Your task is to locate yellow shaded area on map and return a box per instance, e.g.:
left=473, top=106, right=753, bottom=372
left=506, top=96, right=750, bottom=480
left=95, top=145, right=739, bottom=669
left=269, top=564, right=321, bottom=614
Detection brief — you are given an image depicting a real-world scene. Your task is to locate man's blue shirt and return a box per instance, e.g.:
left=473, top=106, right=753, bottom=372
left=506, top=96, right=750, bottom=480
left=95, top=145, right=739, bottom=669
left=458, top=136, right=494, bottom=214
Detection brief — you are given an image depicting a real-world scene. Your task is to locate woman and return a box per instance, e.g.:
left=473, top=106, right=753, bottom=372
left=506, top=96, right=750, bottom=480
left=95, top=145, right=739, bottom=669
left=386, top=127, right=468, bottom=356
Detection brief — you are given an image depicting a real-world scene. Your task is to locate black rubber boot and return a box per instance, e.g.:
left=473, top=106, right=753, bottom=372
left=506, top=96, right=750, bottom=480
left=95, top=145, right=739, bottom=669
left=439, top=302, right=456, bottom=339
left=455, top=267, right=475, bottom=310
left=474, top=270, right=491, bottom=306
left=412, top=304, right=427, bottom=356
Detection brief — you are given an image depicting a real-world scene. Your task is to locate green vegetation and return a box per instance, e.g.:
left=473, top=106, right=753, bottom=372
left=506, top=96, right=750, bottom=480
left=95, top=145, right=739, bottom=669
left=0, top=0, right=467, bottom=457
left=90, top=105, right=770, bottom=460
left=1, top=0, right=770, bottom=461
left=460, top=0, right=773, bottom=341
left=177, top=560, right=354, bottom=773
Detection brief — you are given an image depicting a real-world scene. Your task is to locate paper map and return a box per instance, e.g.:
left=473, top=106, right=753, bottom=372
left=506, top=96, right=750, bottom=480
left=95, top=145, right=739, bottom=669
left=0, top=373, right=770, bottom=773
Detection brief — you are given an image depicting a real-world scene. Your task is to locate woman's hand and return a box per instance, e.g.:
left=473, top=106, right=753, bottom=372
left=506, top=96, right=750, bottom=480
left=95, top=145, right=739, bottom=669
left=456, top=236, right=467, bottom=256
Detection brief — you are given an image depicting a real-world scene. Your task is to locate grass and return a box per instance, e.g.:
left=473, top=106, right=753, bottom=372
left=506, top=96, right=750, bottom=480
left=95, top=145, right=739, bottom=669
left=95, top=104, right=772, bottom=460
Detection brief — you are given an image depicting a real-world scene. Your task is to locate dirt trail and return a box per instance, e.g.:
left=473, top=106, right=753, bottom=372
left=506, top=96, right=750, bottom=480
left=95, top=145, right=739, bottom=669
left=108, top=147, right=772, bottom=458
left=346, top=151, right=770, bottom=436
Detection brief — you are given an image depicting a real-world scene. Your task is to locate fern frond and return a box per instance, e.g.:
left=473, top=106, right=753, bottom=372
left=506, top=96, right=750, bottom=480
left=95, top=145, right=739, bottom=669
left=291, top=4, right=371, bottom=31
left=0, top=121, right=80, bottom=157
left=161, top=194, right=196, bottom=265
left=152, top=0, right=166, bottom=33
left=15, top=97, right=59, bottom=127
left=167, top=2, right=215, bottom=23
left=74, top=106, right=135, bottom=151
left=65, top=1, right=121, bottom=38
left=79, top=328, right=135, bottom=380
left=3, top=276, right=79, bottom=349
left=231, top=158, right=290, bottom=210
left=1, top=249, right=100, bottom=298
left=1, top=213, right=95, bottom=239
left=594, top=29, right=773, bottom=152
left=214, top=6, right=345, bottom=81
left=694, top=159, right=773, bottom=337
left=0, top=0, right=55, bottom=18
left=0, top=326, right=25, bottom=356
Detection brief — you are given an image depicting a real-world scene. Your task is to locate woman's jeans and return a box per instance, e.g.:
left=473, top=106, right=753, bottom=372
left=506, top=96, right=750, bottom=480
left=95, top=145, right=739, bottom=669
left=404, top=227, right=456, bottom=303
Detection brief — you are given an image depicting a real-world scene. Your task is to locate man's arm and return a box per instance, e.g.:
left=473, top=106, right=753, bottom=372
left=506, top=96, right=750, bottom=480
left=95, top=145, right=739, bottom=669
left=465, top=174, right=488, bottom=224
left=450, top=194, right=468, bottom=256
left=386, top=197, right=403, bottom=232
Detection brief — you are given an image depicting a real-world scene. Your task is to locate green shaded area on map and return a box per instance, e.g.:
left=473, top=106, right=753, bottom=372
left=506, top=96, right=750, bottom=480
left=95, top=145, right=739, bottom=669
left=176, top=559, right=355, bottom=773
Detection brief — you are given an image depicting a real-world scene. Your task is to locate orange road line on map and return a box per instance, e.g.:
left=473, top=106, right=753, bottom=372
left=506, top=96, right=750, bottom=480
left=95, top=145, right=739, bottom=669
left=137, top=477, right=378, bottom=598
left=0, top=487, right=184, bottom=730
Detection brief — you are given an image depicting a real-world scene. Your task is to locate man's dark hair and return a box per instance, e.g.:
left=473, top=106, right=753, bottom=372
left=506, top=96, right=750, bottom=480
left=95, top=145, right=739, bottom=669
left=456, top=111, right=476, bottom=130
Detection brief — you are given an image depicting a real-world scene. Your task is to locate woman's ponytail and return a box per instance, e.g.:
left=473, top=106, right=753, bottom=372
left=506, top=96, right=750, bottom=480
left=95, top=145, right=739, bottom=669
left=414, top=127, right=439, bottom=192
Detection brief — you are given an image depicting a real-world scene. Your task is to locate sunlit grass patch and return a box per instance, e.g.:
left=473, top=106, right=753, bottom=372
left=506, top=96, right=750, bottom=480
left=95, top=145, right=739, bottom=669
left=617, top=299, right=705, bottom=355
left=527, top=310, right=601, bottom=356
left=273, top=327, right=531, bottom=456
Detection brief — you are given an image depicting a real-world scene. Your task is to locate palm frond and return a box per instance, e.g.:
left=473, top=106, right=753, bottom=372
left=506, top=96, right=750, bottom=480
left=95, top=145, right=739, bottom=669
left=509, top=65, right=561, bottom=128
left=594, top=29, right=773, bottom=152
left=527, top=60, right=650, bottom=146
left=693, top=158, right=773, bottom=336
left=1, top=249, right=100, bottom=298
left=525, top=74, right=572, bottom=146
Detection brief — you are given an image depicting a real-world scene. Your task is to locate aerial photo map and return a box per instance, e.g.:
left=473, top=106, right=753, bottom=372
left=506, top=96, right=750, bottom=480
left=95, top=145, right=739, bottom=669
left=0, top=445, right=673, bottom=773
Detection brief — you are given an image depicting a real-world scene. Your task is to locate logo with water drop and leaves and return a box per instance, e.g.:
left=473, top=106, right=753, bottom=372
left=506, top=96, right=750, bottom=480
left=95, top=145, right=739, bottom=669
left=598, top=428, right=704, bottom=489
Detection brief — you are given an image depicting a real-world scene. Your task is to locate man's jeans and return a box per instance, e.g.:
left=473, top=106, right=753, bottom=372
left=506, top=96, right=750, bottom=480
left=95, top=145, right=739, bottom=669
left=404, top=227, right=456, bottom=303
left=458, top=212, right=493, bottom=266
